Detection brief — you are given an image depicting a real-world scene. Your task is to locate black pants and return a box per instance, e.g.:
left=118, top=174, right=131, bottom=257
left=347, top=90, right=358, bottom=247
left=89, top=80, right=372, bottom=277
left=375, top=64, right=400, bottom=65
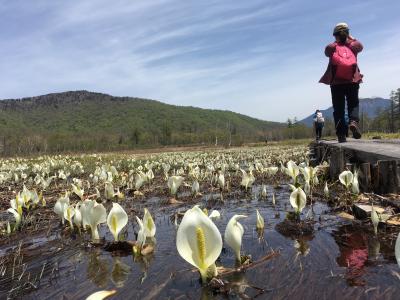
left=330, top=83, right=360, bottom=136
left=315, top=123, right=323, bottom=139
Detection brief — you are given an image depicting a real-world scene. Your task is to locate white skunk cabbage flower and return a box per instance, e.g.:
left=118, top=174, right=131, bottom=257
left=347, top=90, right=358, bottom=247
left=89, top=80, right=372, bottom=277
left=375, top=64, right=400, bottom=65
left=371, top=205, right=379, bottom=235
left=30, top=190, right=41, bottom=207
left=135, top=171, right=147, bottom=190
left=240, top=170, right=253, bottom=190
left=209, top=210, right=221, bottom=220
left=143, top=208, right=156, bottom=237
left=86, top=289, right=116, bottom=300
left=176, top=206, right=222, bottom=283
left=135, top=216, right=146, bottom=248
left=224, top=214, right=247, bottom=262
left=324, top=182, right=329, bottom=198
left=107, top=203, right=128, bottom=241
left=261, top=185, right=267, bottom=198
left=88, top=202, right=107, bottom=240
left=217, top=173, right=225, bottom=190
left=286, top=161, right=300, bottom=183
left=395, top=232, right=400, bottom=267
left=104, top=182, right=114, bottom=200
left=7, top=207, right=22, bottom=229
left=74, top=203, right=82, bottom=228
left=168, top=176, right=184, bottom=196
left=351, top=170, right=360, bottom=194
left=9, top=198, right=23, bottom=227
left=95, top=188, right=101, bottom=199
left=301, top=166, right=319, bottom=185
left=64, top=205, right=75, bottom=229
left=339, top=170, right=353, bottom=190
left=146, top=169, right=154, bottom=182
left=80, top=199, right=94, bottom=229
left=304, top=181, right=311, bottom=195
left=290, top=187, right=307, bottom=214
left=256, top=210, right=264, bottom=230
left=192, top=180, right=200, bottom=195
left=72, top=183, right=84, bottom=200
left=266, top=166, right=278, bottom=176
left=54, top=192, right=70, bottom=224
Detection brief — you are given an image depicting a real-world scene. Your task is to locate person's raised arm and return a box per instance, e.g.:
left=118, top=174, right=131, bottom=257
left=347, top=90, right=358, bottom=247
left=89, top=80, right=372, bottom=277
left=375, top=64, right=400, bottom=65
left=346, top=35, right=363, bottom=54
left=324, top=42, right=337, bottom=57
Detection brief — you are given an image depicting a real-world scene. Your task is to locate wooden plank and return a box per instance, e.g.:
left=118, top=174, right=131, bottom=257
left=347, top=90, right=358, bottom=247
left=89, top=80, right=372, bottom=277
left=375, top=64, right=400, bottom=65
left=312, top=139, right=400, bottom=194
left=319, top=139, right=400, bottom=163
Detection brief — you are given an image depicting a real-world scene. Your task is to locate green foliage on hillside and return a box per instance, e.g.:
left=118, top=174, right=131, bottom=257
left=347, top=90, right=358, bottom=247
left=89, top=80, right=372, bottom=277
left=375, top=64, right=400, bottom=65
left=0, top=91, right=283, bottom=154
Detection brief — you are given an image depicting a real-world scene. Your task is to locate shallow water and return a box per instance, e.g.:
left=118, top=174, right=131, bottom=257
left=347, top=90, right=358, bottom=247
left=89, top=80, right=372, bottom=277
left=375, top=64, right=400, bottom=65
left=1, top=185, right=400, bottom=300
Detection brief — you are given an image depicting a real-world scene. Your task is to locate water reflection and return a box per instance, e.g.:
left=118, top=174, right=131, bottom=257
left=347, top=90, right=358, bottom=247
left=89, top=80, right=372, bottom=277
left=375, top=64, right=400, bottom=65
left=133, top=251, right=155, bottom=284
left=87, top=250, right=110, bottom=287
left=87, top=250, right=132, bottom=288
left=111, top=257, right=131, bottom=287
left=333, top=225, right=368, bottom=286
left=294, top=237, right=310, bottom=257
left=368, top=236, right=381, bottom=261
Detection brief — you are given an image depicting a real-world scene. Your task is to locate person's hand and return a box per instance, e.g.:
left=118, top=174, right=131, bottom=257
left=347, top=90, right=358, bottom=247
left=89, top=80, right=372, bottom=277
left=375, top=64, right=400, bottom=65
left=348, top=34, right=355, bottom=40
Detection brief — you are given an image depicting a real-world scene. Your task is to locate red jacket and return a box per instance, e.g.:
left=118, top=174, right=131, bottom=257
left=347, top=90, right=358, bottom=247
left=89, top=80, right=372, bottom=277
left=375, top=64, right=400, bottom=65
left=319, top=38, right=363, bottom=85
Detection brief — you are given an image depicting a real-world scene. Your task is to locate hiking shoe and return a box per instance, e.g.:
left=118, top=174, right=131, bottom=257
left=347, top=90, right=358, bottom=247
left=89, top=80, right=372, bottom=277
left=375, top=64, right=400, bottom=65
left=349, top=121, right=362, bottom=139
left=338, top=135, right=347, bottom=143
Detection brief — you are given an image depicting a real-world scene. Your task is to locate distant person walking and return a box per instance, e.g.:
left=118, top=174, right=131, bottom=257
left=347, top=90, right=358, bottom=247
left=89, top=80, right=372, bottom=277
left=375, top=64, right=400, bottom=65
left=313, top=110, right=324, bottom=140
left=319, top=23, right=363, bottom=143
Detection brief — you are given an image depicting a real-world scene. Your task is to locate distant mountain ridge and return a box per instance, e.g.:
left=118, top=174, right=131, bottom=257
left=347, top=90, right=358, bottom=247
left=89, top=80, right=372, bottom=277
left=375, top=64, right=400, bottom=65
left=0, top=90, right=283, bottom=154
left=299, top=97, right=390, bottom=126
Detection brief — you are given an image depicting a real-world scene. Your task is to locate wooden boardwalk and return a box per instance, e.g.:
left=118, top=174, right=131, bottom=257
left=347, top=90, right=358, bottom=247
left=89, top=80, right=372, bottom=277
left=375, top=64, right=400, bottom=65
left=310, top=138, right=400, bottom=194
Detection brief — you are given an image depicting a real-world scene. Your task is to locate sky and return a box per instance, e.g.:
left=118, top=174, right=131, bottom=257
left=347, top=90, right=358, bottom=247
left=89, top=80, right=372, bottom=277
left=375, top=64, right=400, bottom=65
left=0, top=0, right=399, bottom=122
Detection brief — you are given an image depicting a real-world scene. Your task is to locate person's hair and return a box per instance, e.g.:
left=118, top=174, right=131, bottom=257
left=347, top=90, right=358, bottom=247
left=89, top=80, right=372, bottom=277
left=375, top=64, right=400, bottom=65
left=316, top=109, right=320, bottom=113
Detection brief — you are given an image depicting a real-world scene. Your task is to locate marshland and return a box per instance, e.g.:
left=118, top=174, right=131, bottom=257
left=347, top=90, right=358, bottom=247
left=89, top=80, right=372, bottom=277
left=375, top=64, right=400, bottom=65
left=1, top=143, right=400, bottom=299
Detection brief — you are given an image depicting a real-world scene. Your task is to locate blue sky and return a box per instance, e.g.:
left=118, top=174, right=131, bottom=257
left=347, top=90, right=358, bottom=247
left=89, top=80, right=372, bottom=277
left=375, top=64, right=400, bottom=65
left=0, top=0, right=399, bottom=121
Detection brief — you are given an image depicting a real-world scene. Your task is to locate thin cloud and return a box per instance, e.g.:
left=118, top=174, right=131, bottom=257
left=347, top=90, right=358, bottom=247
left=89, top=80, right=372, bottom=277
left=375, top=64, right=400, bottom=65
left=0, top=0, right=399, bottom=122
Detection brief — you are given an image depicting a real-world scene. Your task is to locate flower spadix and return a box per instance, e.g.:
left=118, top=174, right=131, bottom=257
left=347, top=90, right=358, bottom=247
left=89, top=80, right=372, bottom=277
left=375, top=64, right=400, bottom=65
left=176, top=206, right=222, bottom=283
left=224, top=214, right=247, bottom=262
left=107, top=203, right=128, bottom=241
left=290, top=187, right=307, bottom=214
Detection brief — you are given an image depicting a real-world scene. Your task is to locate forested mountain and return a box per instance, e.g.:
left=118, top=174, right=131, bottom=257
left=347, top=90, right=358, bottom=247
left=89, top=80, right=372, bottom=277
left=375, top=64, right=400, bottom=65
left=0, top=91, right=283, bottom=154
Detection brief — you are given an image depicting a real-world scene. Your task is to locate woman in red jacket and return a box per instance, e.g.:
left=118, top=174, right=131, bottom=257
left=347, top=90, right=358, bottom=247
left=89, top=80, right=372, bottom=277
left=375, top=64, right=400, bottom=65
left=320, top=23, right=363, bottom=143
